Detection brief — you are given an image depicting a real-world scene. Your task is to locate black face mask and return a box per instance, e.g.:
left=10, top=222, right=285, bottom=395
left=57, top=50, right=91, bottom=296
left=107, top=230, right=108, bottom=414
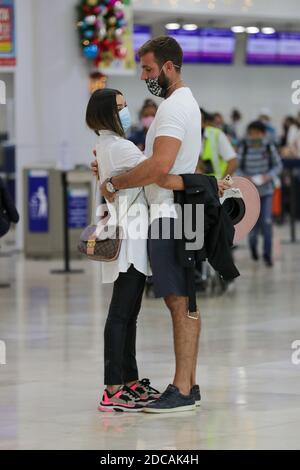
left=145, top=65, right=171, bottom=98
left=247, top=138, right=265, bottom=147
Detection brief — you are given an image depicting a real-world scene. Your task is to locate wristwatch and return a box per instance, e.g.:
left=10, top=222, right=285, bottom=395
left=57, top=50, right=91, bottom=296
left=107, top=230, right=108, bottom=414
left=106, top=177, right=118, bottom=194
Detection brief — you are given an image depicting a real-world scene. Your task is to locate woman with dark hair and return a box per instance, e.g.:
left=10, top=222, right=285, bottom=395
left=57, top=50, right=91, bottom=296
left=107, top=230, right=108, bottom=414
left=86, top=88, right=158, bottom=412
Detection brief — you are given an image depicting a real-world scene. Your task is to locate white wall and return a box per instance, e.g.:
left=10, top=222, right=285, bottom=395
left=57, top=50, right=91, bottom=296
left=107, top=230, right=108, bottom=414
left=0, top=72, right=14, bottom=138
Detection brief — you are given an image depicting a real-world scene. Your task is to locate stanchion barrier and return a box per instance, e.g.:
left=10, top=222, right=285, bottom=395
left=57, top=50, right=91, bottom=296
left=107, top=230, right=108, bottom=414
left=51, top=171, right=84, bottom=275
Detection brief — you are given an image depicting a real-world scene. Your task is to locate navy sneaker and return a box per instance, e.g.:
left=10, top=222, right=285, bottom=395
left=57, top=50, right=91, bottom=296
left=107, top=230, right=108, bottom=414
left=143, top=384, right=196, bottom=414
left=263, top=254, right=273, bottom=267
left=250, top=246, right=259, bottom=261
left=191, top=384, right=201, bottom=407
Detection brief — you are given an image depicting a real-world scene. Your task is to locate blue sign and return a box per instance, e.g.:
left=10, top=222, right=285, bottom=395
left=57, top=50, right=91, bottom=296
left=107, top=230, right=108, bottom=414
left=28, top=171, right=49, bottom=233
left=166, top=28, right=236, bottom=64
left=68, top=189, right=89, bottom=229
left=246, top=31, right=300, bottom=66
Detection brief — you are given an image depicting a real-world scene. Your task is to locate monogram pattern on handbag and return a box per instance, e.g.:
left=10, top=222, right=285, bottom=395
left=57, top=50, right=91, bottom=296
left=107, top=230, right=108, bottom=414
left=78, top=224, right=122, bottom=262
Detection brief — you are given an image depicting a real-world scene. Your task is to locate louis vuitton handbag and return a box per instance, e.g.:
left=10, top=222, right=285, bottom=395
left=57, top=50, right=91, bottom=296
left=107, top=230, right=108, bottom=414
left=78, top=176, right=142, bottom=262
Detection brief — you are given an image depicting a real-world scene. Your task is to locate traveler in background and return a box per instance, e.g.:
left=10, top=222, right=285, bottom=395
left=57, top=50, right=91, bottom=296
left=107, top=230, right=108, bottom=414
left=128, top=99, right=158, bottom=151
left=281, top=116, right=300, bottom=158
left=213, top=110, right=242, bottom=148
left=198, top=109, right=238, bottom=179
left=229, top=108, right=243, bottom=141
left=0, top=176, right=19, bottom=239
left=213, top=112, right=225, bottom=130
left=258, top=108, right=277, bottom=144
left=237, top=121, right=283, bottom=267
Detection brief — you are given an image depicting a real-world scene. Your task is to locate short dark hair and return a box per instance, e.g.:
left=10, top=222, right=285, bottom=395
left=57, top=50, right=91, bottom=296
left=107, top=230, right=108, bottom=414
left=247, top=120, right=267, bottom=134
left=86, top=88, right=124, bottom=137
left=200, top=108, right=214, bottom=124
left=138, top=36, right=183, bottom=70
left=139, top=99, right=158, bottom=119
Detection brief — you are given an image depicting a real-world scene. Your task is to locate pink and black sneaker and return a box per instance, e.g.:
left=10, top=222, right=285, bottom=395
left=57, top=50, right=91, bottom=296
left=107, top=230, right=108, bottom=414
left=130, top=378, right=161, bottom=405
left=98, top=386, right=144, bottom=413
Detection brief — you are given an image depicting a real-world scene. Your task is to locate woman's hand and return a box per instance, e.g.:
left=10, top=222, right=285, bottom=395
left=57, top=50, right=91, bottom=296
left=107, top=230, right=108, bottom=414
left=91, top=149, right=100, bottom=179
left=217, top=178, right=232, bottom=197
left=100, top=180, right=117, bottom=203
left=91, top=150, right=116, bottom=202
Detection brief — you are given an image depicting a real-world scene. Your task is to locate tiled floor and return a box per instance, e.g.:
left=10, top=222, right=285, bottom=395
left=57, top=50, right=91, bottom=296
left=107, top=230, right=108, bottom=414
left=0, top=226, right=300, bottom=450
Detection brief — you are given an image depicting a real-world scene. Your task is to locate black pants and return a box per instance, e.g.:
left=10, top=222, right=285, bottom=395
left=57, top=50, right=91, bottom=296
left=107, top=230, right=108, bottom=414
left=104, top=265, right=146, bottom=386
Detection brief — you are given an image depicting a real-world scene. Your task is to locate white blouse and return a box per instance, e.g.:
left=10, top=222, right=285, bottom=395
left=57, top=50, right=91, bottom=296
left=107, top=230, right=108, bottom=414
left=95, top=130, right=152, bottom=283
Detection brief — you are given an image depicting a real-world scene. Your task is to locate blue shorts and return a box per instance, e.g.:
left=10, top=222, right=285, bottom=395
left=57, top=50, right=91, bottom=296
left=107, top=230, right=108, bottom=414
left=147, top=218, right=188, bottom=299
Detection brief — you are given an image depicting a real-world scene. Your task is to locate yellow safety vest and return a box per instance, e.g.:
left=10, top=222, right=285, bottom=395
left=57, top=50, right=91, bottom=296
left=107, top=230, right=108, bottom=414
left=200, top=127, right=227, bottom=179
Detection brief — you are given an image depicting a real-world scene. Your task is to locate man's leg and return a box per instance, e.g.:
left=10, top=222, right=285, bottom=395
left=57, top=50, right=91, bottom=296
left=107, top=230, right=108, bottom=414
left=261, top=195, right=273, bottom=261
left=191, top=310, right=201, bottom=387
left=249, top=212, right=261, bottom=260
left=164, top=294, right=201, bottom=396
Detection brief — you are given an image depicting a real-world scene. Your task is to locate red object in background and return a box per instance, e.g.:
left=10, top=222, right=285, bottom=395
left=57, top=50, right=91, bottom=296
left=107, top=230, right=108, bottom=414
left=272, top=188, right=282, bottom=217
left=0, top=4, right=15, bottom=66
left=0, top=57, right=15, bottom=66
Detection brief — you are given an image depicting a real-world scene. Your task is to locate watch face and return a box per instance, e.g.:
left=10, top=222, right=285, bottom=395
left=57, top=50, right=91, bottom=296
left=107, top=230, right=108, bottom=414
left=106, top=182, right=115, bottom=193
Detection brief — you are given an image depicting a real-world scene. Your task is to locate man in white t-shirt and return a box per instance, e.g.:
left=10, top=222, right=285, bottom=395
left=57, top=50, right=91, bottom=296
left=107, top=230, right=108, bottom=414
left=98, top=36, right=228, bottom=413
left=198, top=109, right=237, bottom=179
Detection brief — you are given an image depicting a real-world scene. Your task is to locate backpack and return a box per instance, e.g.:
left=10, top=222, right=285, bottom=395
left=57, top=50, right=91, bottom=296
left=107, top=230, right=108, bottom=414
left=0, top=179, right=19, bottom=238
left=240, top=140, right=273, bottom=172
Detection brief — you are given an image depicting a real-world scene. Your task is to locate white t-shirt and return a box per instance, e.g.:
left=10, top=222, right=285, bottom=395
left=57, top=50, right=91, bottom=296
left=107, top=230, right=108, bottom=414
left=202, top=127, right=236, bottom=178
left=287, top=124, right=299, bottom=147
left=144, top=87, right=202, bottom=223
left=216, top=130, right=236, bottom=161
left=96, top=130, right=151, bottom=283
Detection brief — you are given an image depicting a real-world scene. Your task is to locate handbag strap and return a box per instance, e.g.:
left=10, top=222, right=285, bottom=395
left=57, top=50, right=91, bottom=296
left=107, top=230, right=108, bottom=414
left=118, top=187, right=143, bottom=226
left=91, top=173, right=100, bottom=224
left=91, top=162, right=143, bottom=226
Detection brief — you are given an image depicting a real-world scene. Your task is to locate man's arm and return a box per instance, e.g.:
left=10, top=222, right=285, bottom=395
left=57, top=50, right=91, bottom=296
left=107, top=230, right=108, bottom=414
left=223, top=157, right=238, bottom=177
left=157, top=174, right=184, bottom=190
left=218, top=131, right=238, bottom=177
left=101, top=136, right=182, bottom=201
left=157, top=174, right=231, bottom=197
left=196, top=160, right=206, bottom=174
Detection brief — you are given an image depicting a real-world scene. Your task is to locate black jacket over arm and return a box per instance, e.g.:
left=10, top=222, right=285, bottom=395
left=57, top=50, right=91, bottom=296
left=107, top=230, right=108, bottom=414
left=174, top=174, right=240, bottom=313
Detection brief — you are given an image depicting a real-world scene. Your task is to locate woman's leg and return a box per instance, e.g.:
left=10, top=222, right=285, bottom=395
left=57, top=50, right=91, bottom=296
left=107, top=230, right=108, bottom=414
left=104, top=265, right=146, bottom=390
left=122, top=272, right=146, bottom=385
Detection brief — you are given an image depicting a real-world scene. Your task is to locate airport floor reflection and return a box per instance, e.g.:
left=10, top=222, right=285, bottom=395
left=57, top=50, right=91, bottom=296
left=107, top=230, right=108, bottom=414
left=1, top=226, right=300, bottom=450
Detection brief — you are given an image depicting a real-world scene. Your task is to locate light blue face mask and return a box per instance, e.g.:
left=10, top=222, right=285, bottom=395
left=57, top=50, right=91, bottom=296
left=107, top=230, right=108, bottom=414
left=119, top=106, right=132, bottom=133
